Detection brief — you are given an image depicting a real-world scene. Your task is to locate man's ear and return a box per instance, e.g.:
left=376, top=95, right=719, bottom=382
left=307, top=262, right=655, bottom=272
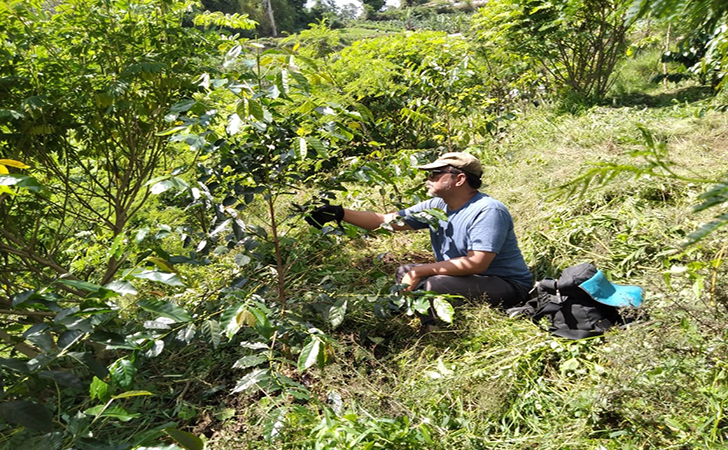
left=455, top=173, right=467, bottom=187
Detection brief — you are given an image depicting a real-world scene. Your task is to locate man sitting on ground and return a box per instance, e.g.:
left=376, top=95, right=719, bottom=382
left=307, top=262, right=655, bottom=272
left=308, top=152, right=533, bottom=328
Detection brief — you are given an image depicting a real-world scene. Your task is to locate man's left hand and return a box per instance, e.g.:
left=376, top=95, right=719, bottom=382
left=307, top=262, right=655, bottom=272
left=401, top=269, right=421, bottom=292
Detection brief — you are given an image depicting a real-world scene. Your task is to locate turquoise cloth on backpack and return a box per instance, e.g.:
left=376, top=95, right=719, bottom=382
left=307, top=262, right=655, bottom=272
left=579, top=270, right=643, bottom=308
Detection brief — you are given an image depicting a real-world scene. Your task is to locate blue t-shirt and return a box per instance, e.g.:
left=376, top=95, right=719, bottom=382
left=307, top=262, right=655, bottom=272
left=398, top=193, right=533, bottom=288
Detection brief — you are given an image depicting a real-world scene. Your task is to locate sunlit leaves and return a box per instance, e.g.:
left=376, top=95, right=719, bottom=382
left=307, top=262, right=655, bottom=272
left=200, top=320, right=221, bottom=349
left=432, top=297, right=454, bottom=323
left=0, top=173, right=44, bottom=193
left=475, top=0, right=631, bottom=101
left=233, top=354, right=268, bottom=369
left=192, top=11, right=256, bottom=30
left=298, top=335, right=324, bottom=371
left=138, top=299, right=192, bottom=323
left=131, top=270, right=184, bottom=287
left=90, top=376, right=110, bottom=402
left=147, top=176, right=189, bottom=194
left=112, top=390, right=154, bottom=399
left=232, top=368, right=269, bottom=394
left=84, top=404, right=139, bottom=422
left=220, top=302, right=250, bottom=339
left=327, top=298, right=347, bottom=329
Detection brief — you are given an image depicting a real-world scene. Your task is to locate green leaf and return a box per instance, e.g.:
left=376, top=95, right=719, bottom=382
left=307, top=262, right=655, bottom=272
left=234, top=254, right=251, bottom=267
left=112, top=390, right=154, bottom=399
left=108, top=233, right=126, bottom=260
left=105, top=280, right=138, bottom=296
left=110, top=359, right=137, bottom=390
left=156, top=124, right=189, bottom=136
left=413, top=297, right=431, bottom=315
left=232, top=354, right=268, bottom=369
left=432, top=297, right=454, bottom=323
left=147, top=256, right=177, bottom=273
left=328, top=299, right=347, bottom=329
left=58, top=329, right=84, bottom=349
left=0, top=401, right=53, bottom=432
left=232, top=368, right=269, bottom=394
left=38, top=370, right=84, bottom=390
left=85, top=405, right=139, bottom=422
left=164, top=428, right=205, bottom=450
left=560, top=357, right=580, bottom=376
left=132, top=269, right=184, bottom=287
left=0, top=358, right=29, bottom=373
left=138, top=299, right=192, bottom=323
left=145, top=339, right=165, bottom=358
left=297, top=336, right=322, bottom=372
left=200, top=320, right=221, bottom=349
left=90, top=376, right=110, bottom=402
left=247, top=98, right=264, bottom=120
left=0, top=173, right=43, bottom=192
left=227, top=113, right=243, bottom=135
left=305, top=137, right=328, bottom=157
left=295, top=136, right=308, bottom=160
left=135, top=226, right=150, bottom=243
left=57, top=278, right=105, bottom=292
left=149, top=177, right=189, bottom=195
left=70, top=352, right=110, bottom=379
left=220, top=302, right=248, bottom=339
left=12, top=289, right=39, bottom=307
left=250, top=306, right=274, bottom=339
left=170, top=99, right=197, bottom=113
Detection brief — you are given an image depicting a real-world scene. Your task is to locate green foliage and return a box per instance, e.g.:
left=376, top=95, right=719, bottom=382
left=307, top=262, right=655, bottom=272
left=475, top=0, right=633, bottom=103
left=165, top=41, right=366, bottom=302
left=330, top=31, right=517, bottom=149
left=630, top=0, right=728, bottom=90
left=0, top=0, right=245, bottom=292
left=366, top=7, right=473, bottom=33
left=283, top=19, right=342, bottom=59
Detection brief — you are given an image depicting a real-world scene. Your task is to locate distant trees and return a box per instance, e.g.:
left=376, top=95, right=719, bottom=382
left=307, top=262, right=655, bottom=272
left=362, top=0, right=385, bottom=16
left=201, top=0, right=329, bottom=37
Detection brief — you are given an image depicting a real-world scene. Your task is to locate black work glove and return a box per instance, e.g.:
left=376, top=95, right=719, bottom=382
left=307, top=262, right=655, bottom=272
left=305, top=204, right=345, bottom=229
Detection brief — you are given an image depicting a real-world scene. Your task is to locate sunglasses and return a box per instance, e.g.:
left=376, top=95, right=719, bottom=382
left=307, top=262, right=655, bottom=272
left=427, top=169, right=462, bottom=180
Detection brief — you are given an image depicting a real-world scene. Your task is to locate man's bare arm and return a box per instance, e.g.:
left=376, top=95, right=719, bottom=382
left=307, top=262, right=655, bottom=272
left=343, top=209, right=413, bottom=231
left=400, top=251, right=496, bottom=290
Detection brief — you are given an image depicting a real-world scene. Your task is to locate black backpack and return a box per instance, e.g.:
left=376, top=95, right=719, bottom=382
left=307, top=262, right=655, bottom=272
left=507, top=263, right=639, bottom=340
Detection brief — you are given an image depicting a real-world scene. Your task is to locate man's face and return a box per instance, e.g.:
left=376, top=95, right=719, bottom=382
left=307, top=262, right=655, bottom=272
left=425, top=168, right=460, bottom=197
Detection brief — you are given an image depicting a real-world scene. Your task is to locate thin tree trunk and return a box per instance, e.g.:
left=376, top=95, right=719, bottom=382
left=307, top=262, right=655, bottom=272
left=663, top=24, right=671, bottom=88
left=266, top=194, right=286, bottom=310
left=262, top=0, right=277, bottom=37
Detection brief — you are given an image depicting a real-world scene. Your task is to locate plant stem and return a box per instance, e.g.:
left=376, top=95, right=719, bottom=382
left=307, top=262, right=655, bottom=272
left=266, top=193, right=287, bottom=311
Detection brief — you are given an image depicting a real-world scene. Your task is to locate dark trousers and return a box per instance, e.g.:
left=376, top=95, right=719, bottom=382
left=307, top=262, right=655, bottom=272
left=396, top=264, right=531, bottom=324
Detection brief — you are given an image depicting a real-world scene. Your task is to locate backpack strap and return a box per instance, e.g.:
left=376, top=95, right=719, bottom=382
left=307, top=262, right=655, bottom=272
left=530, top=280, right=562, bottom=321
